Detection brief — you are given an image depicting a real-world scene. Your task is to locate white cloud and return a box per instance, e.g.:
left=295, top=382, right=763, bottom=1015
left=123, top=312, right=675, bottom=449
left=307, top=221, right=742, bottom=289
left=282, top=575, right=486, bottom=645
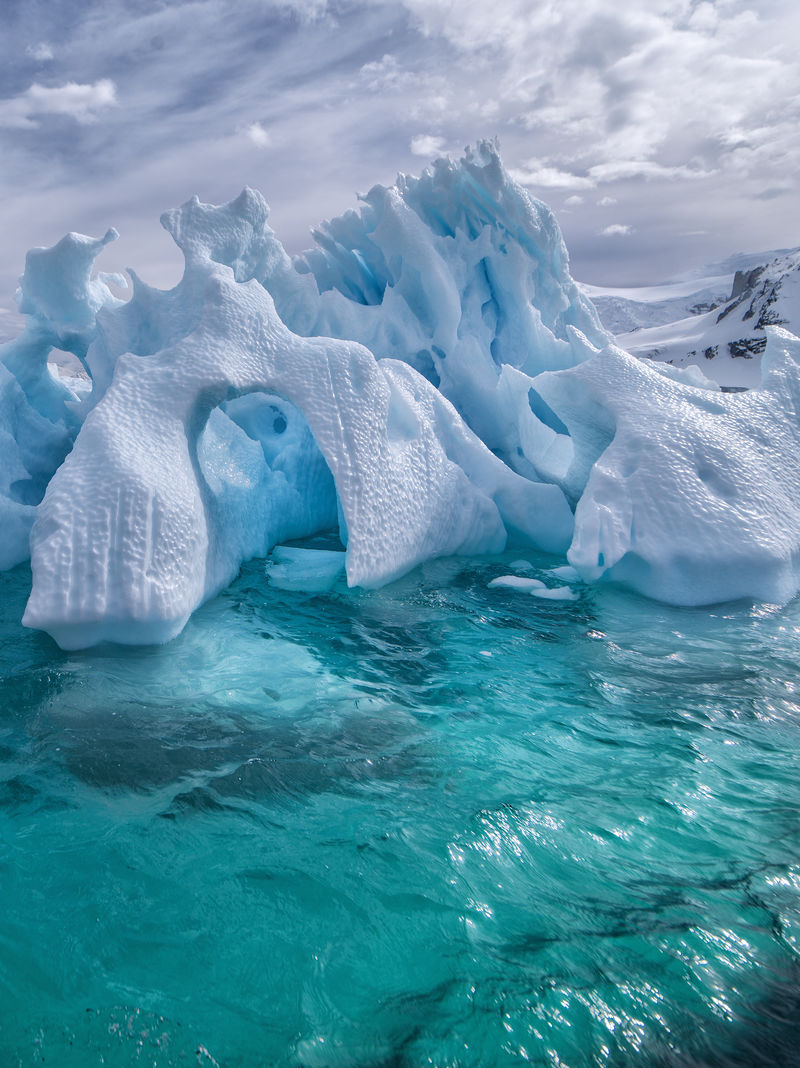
left=1, top=0, right=799, bottom=295
left=245, top=121, right=271, bottom=148
left=400, top=0, right=800, bottom=193
left=410, top=134, right=445, bottom=157
left=359, top=54, right=410, bottom=91
left=564, top=195, right=584, bottom=207
left=512, top=157, right=712, bottom=192
left=403, top=0, right=540, bottom=53
left=357, top=55, right=450, bottom=125
left=0, top=80, right=117, bottom=128
left=588, top=160, right=713, bottom=183
left=600, top=223, right=634, bottom=237
left=266, top=0, right=332, bottom=23
left=687, top=2, right=719, bottom=34
left=510, top=163, right=594, bottom=190
left=26, top=42, right=54, bottom=62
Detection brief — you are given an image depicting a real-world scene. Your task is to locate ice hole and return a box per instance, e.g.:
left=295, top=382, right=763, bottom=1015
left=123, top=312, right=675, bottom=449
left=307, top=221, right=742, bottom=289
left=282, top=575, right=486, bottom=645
left=413, top=348, right=440, bottom=387
left=528, top=387, right=569, bottom=437
left=47, top=348, right=89, bottom=384
left=8, top=478, right=45, bottom=506
left=195, top=391, right=341, bottom=558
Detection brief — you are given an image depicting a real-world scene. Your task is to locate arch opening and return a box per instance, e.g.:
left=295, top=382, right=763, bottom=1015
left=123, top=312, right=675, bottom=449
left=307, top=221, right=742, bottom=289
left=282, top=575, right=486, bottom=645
left=195, top=390, right=342, bottom=578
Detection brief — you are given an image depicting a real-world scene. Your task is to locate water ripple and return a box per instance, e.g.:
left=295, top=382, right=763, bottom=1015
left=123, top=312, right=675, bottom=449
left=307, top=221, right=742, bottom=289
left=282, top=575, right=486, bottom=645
left=2, top=555, right=800, bottom=1065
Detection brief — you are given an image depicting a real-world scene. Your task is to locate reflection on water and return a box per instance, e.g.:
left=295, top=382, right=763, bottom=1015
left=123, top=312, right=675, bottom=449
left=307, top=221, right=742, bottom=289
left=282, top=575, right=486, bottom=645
left=1, top=556, right=800, bottom=1066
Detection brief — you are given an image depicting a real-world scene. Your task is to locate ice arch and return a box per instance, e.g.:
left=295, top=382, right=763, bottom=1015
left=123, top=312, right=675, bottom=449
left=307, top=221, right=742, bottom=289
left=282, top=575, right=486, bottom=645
left=195, top=391, right=340, bottom=572
left=15, top=143, right=800, bottom=649
left=24, top=243, right=573, bottom=648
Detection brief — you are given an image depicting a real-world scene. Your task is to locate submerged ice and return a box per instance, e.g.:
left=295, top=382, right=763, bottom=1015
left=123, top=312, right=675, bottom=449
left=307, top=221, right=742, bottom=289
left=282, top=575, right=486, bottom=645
left=2, top=142, right=800, bottom=648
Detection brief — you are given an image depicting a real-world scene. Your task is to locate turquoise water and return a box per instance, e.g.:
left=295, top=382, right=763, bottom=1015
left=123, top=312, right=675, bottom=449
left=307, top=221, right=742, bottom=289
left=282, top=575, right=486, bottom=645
left=1, top=553, right=800, bottom=1067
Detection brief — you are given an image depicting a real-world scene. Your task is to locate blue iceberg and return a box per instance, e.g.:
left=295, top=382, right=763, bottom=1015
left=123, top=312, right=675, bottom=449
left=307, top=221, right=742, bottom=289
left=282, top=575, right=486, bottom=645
left=2, top=142, right=800, bottom=649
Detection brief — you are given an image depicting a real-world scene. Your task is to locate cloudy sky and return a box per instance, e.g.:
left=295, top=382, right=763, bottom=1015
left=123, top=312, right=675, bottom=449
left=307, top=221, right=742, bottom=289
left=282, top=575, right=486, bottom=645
left=1, top=0, right=798, bottom=331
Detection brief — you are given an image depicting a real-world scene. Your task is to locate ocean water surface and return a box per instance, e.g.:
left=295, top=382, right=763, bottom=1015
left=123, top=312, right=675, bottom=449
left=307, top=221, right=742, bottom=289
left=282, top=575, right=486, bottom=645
left=1, top=551, right=799, bottom=1066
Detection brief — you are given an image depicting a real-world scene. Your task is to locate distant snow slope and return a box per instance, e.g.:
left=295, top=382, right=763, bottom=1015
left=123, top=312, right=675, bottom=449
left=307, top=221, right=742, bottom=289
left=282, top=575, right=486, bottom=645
left=582, top=248, right=800, bottom=388
left=580, top=274, right=732, bottom=334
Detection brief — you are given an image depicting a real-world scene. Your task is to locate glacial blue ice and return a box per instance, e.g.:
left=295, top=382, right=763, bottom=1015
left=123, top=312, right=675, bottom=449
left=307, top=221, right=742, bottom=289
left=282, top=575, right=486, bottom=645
left=0, top=228, right=123, bottom=571
left=267, top=546, right=346, bottom=593
left=2, top=142, right=800, bottom=648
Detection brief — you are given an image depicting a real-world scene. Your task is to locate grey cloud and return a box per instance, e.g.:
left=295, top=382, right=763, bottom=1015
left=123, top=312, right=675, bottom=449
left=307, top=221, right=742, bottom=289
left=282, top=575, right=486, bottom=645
left=755, top=186, right=794, bottom=201
left=566, top=13, right=645, bottom=73
left=0, top=0, right=798, bottom=315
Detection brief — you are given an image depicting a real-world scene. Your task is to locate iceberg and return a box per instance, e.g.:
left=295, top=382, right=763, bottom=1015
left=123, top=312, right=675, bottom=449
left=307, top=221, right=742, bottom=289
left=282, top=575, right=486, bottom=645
left=0, top=228, right=123, bottom=571
left=2, top=142, right=800, bottom=648
left=536, top=330, right=800, bottom=605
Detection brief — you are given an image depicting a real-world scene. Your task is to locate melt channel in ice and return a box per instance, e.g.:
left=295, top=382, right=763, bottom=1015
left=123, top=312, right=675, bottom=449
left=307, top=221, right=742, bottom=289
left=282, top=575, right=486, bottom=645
left=2, top=141, right=800, bottom=649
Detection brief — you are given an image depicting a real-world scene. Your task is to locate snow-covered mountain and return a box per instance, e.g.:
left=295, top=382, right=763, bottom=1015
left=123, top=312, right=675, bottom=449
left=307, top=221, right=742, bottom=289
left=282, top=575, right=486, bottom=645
left=582, top=248, right=800, bottom=387
left=580, top=273, right=733, bottom=334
